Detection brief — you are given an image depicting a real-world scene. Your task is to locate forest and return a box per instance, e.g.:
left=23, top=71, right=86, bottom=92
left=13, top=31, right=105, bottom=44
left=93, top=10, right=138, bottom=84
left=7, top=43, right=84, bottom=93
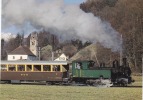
left=80, top=0, right=143, bottom=72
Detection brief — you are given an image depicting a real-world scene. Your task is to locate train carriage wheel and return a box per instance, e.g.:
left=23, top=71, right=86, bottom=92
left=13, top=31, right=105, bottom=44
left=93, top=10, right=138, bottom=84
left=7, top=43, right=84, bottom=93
left=59, top=82, right=63, bottom=86
left=46, top=82, right=52, bottom=85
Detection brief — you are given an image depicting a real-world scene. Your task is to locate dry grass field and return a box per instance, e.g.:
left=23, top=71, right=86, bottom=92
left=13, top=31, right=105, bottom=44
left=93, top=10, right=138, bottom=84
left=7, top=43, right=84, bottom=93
left=0, top=76, right=142, bottom=100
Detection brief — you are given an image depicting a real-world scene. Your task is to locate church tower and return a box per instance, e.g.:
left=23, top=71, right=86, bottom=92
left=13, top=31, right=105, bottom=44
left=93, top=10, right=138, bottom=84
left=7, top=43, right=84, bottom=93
left=30, top=32, right=38, bottom=56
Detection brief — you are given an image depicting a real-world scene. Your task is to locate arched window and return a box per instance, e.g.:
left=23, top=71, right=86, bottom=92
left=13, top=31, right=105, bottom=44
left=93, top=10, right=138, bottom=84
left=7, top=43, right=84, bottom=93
left=20, top=56, right=22, bottom=59
left=13, top=56, right=15, bottom=59
left=32, top=41, right=35, bottom=45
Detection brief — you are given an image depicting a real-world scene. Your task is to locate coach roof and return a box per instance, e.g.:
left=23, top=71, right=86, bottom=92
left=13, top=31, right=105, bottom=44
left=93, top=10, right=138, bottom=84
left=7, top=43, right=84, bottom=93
left=1, top=60, right=68, bottom=65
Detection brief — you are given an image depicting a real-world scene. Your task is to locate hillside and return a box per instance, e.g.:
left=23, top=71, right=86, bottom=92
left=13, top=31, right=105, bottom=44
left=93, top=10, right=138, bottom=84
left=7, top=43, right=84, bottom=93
left=70, top=44, right=97, bottom=61
left=70, top=43, right=119, bottom=67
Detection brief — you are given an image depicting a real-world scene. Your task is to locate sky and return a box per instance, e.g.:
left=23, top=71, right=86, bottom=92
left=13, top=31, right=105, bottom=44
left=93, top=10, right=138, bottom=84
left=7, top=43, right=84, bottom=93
left=64, top=0, right=85, bottom=4
left=1, top=0, right=122, bottom=51
left=1, top=0, right=86, bottom=34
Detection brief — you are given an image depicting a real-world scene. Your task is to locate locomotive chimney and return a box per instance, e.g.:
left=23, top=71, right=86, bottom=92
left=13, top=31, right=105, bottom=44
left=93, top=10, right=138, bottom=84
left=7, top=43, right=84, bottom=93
left=120, top=34, right=123, bottom=66
left=122, top=58, right=127, bottom=67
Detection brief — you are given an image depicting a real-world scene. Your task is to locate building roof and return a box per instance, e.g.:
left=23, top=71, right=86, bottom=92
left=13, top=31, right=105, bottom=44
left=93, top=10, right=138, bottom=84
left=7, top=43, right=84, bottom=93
left=8, top=45, right=36, bottom=56
left=54, top=53, right=68, bottom=61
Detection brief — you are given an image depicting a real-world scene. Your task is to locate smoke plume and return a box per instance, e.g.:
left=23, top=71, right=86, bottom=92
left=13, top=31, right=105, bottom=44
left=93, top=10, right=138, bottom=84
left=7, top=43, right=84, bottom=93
left=2, top=0, right=121, bottom=51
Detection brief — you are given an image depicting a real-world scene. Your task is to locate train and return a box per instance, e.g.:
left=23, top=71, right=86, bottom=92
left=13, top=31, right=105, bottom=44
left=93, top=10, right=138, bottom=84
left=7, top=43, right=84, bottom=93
left=0, top=58, right=134, bottom=87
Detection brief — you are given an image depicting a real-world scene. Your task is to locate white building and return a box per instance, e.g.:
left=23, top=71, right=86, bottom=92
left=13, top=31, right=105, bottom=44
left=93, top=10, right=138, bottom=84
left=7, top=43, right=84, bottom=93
left=7, top=45, right=37, bottom=61
left=54, top=53, right=68, bottom=61
left=7, top=32, right=38, bottom=61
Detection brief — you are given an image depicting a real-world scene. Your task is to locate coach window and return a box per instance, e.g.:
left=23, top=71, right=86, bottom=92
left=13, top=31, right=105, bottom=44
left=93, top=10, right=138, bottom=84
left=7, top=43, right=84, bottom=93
left=1, top=65, right=7, bottom=71
left=8, top=65, right=16, bottom=71
left=27, top=65, right=32, bottom=71
left=34, top=65, right=41, bottom=71
left=53, top=65, right=60, bottom=71
left=18, top=65, right=25, bottom=71
left=43, top=65, right=51, bottom=71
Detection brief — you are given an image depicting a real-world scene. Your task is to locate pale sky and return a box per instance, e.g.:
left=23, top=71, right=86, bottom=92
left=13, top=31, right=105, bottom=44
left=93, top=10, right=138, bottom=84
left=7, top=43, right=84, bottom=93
left=64, top=0, right=85, bottom=4
left=2, top=0, right=86, bottom=34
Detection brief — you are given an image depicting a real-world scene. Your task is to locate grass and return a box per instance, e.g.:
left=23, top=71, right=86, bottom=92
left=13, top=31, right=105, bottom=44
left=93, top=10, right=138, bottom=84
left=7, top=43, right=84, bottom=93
left=132, top=75, right=142, bottom=82
left=0, top=84, right=142, bottom=100
left=0, top=75, right=142, bottom=100
left=131, top=75, right=142, bottom=87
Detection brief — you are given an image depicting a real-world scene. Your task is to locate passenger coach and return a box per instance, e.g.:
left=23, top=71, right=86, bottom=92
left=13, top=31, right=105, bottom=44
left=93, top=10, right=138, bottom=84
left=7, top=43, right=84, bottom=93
left=0, top=61, right=69, bottom=84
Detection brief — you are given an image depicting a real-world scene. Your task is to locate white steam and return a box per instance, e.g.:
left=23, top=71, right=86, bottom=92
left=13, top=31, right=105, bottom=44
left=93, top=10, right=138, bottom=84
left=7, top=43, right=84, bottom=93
left=2, top=0, right=121, bottom=51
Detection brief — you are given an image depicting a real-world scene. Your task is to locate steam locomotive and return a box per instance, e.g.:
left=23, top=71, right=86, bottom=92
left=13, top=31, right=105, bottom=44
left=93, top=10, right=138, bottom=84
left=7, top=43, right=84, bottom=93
left=71, top=58, right=134, bottom=86
left=0, top=58, right=134, bottom=87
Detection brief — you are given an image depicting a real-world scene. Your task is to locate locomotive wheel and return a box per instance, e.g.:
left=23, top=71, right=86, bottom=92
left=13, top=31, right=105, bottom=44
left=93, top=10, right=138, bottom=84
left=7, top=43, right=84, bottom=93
left=71, top=81, right=76, bottom=86
left=86, top=81, right=92, bottom=86
left=121, top=82, right=127, bottom=87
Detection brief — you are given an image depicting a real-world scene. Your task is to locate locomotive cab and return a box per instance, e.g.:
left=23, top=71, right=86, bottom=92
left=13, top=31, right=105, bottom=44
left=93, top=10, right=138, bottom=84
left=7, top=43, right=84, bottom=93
left=71, top=60, right=112, bottom=86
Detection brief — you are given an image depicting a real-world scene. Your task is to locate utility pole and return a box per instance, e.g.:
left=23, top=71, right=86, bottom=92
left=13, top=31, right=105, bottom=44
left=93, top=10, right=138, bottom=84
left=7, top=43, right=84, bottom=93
left=52, top=51, right=54, bottom=61
left=38, top=47, right=41, bottom=61
left=142, top=54, right=143, bottom=69
left=52, top=35, right=55, bottom=61
left=120, top=34, right=123, bottom=66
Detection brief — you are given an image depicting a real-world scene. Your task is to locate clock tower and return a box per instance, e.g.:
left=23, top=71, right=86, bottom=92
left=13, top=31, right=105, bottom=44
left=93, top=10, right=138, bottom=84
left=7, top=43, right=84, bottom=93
left=30, top=32, right=38, bottom=56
